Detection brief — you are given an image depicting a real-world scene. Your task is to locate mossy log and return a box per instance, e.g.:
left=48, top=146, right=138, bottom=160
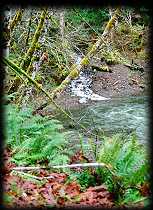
left=8, top=8, right=48, bottom=94
left=3, top=57, right=98, bottom=138
left=9, top=8, right=24, bottom=32
left=20, top=8, right=48, bottom=70
left=50, top=8, right=120, bottom=99
left=124, top=61, right=144, bottom=72
left=91, top=64, right=112, bottom=72
left=3, top=57, right=72, bottom=120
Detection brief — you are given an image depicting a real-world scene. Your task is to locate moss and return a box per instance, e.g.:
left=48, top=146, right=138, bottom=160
left=69, top=69, right=79, bottom=78
left=35, top=42, right=41, bottom=50
left=20, top=9, right=47, bottom=70
left=103, top=8, right=120, bottom=34
left=105, top=20, right=113, bottom=31
left=61, top=79, right=70, bottom=86
left=70, top=64, right=77, bottom=70
left=81, top=57, right=89, bottom=65
left=92, top=65, right=110, bottom=72
left=100, top=65, right=110, bottom=72
left=89, top=44, right=97, bottom=55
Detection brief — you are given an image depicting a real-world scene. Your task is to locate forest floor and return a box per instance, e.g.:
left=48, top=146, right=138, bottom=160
left=3, top=148, right=148, bottom=208
left=3, top=148, right=115, bottom=208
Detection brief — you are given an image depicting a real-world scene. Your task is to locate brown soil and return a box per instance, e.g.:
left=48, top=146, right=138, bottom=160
left=53, top=60, right=150, bottom=110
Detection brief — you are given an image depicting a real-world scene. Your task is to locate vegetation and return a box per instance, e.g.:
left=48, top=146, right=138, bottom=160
left=97, top=133, right=150, bottom=205
left=2, top=6, right=151, bottom=208
left=6, top=104, right=72, bottom=166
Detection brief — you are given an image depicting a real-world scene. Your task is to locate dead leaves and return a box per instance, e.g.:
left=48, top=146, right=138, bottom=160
left=3, top=148, right=114, bottom=208
left=3, top=147, right=150, bottom=208
left=76, top=185, right=114, bottom=208
left=139, top=182, right=151, bottom=197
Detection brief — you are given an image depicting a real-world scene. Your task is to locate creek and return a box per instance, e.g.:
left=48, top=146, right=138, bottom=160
left=58, top=95, right=149, bottom=146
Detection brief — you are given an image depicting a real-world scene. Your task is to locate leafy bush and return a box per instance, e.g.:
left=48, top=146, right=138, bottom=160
left=66, top=8, right=109, bottom=31
left=97, top=133, right=150, bottom=203
left=115, top=22, right=147, bottom=59
left=100, top=48, right=125, bottom=64
left=6, top=104, right=72, bottom=166
left=69, top=170, right=97, bottom=191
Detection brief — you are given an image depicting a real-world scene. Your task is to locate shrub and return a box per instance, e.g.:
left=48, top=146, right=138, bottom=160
left=97, top=133, right=150, bottom=203
left=6, top=104, right=72, bottom=166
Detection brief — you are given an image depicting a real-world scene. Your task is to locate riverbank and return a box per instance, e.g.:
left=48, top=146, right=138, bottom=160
left=50, top=60, right=150, bottom=111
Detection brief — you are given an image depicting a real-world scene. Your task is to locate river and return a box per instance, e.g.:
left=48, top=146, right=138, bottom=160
left=57, top=95, right=149, bottom=146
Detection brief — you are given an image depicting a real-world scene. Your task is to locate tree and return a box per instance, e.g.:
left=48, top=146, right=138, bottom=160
left=8, top=8, right=48, bottom=94
left=50, top=8, right=120, bottom=100
left=9, top=8, right=24, bottom=32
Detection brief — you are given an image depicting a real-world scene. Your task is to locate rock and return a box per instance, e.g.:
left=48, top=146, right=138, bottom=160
left=90, top=93, right=110, bottom=101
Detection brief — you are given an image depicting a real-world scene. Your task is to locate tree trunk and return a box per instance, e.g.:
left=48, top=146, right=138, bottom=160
left=3, top=8, right=11, bottom=58
left=25, top=9, right=33, bottom=46
left=9, top=8, right=24, bottom=32
left=59, top=8, right=65, bottom=43
left=50, top=8, right=120, bottom=100
left=8, top=8, right=48, bottom=94
left=20, top=8, right=48, bottom=70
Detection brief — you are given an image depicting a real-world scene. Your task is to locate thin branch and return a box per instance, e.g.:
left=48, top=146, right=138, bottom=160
left=25, top=10, right=33, bottom=46
left=11, top=170, right=46, bottom=181
left=12, top=162, right=110, bottom=171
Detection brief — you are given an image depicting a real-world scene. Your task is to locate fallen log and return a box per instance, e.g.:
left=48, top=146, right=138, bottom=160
left=124, top=60, right=144, bottom=72
left=91, top=64, right=112, bottom=72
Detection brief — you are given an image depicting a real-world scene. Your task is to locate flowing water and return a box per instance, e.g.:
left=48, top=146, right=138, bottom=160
left=59, top=96, right=149, bottom=145
left=59, top=55, right=149, bottom=151
left=67, top=55, right=110, bottom=103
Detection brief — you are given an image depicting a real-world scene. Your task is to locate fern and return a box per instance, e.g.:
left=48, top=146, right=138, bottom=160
left=6, top=105, right=72, bottom=166
left=97, top=133, right=150, bottom=202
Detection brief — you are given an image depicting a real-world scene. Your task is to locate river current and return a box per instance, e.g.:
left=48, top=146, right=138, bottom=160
left=59, top=96, right=149, bottom=145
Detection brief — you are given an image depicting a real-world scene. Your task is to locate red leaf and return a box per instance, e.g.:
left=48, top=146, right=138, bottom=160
left=65, top=182, right=80, bottom=197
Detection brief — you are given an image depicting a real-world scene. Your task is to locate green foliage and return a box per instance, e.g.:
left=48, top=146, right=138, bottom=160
left=136, top=7, right=150, bottom=26
left=76, top=170, right=97, bottom=190
left=97, top=133, right=150, bottom=203
left=120, top=188, right=142, bottom=205
left=100, top=48, right=124, bottom=64
left=115, top=22, right=147, bottom=59
left=128, top=24, right=145, bottom=50
left=66, top=8, right=109, bottom=31
left=3, top=193, right=13, bottom=206
left=6, top=104, right=72, bottom=166
left=68, top=169, right=97, bottom=191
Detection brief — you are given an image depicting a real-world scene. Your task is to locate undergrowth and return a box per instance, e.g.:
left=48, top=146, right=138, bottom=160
left=96, top=133, right=150, bottom=205
left=66, top=132, right=150, bottom=206
left=5, top=104, right=151, bottom=207
left=6, top=104, right=73, bottom=166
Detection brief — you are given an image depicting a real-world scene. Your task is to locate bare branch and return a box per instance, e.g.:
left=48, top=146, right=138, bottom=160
left=12, top=162, right=110, bottom=171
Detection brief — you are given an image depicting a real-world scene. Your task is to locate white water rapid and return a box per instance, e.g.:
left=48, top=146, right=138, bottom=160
left=68, top=55, right=111, bottom=103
